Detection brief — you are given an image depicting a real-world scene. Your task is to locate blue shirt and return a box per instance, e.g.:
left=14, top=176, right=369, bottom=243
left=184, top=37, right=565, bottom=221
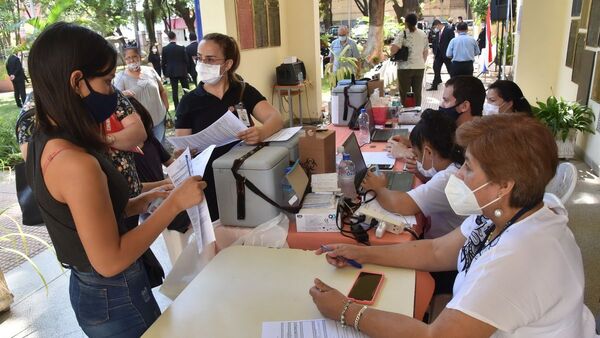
left=446, top=32, right=480, bottom=62
left=329, top=37, right=360, bottom=72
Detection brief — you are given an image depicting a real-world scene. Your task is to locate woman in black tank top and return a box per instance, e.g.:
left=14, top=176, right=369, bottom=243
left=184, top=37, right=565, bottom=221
left=26, top=22, right=206, bottom=337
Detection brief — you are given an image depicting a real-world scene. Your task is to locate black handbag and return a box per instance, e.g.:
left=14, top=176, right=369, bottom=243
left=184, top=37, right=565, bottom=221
left=15, top=109, right=44, bottom=226
left=391, top=31, right=409, bottom=62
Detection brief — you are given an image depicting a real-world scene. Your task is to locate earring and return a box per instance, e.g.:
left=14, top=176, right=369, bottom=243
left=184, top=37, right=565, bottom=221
left=494, top=209, right=503, bottom=218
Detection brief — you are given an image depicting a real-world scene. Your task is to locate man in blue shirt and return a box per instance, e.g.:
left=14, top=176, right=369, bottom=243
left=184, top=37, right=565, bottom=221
left=328, top=25, right=361, bottom=78
left=446, top=22, right=480, bottom=77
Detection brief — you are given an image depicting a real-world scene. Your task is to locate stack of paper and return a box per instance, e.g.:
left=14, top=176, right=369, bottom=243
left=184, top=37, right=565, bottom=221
left=302, top=193, right=336, bottom=209
left=357, top=197, right=417, bottom=226
left=165, top=146, right=217, bottom=253
left=263, top=126, right=302, bottom=142
left=311, top=173, right=340, bottom=193
left=262, top=319, right=368, bottom=338
left=167, top=111, right=247, bottom=152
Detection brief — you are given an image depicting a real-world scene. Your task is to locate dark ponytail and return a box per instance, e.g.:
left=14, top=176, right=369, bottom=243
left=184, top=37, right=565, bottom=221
left=409, top=109, right=464, bottom=165
left=488, top=80, right=532, bottom=115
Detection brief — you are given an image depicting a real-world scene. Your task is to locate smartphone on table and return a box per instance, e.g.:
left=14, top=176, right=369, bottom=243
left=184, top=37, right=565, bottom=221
left=347, top=271, right=385, bottom=305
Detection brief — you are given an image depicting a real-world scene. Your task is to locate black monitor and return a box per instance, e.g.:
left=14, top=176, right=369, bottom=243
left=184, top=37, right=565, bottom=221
left=342, top=132, right=368, bottom=189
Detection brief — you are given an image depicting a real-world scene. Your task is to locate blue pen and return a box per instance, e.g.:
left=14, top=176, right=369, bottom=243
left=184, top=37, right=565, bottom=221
left=320, top=245, right=363, bottom=269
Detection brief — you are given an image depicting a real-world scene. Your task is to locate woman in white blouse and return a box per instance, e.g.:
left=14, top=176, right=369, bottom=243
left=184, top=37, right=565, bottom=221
left=115, top=44, right=169, bottom=142
left=310, top=114, right=597, bottom=338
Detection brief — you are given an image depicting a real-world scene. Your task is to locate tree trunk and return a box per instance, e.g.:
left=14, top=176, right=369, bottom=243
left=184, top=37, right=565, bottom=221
left=353, top=0, right=368, bottom=17
left=362, top=0, right=385, bottom=63
left=172, top=0, right=196, bottom=34
left=391, top=0, right=422, bottom=23
left=143, top=0, right=157, bottom=47
left=320, top=0, right=333, bottom=29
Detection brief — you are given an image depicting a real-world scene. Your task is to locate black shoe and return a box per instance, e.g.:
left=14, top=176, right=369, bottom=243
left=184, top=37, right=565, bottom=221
left=426, top=85, right=438, bottom=91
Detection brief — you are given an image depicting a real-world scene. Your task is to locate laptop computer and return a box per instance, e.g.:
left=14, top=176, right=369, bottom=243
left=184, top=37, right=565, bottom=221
left=364, top=100, right=410, bottom=142
left=342, top=133, right=414, bottom=192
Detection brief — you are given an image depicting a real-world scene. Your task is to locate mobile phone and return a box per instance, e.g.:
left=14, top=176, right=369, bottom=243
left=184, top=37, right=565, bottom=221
left=347, top=271, right=385, bottom=305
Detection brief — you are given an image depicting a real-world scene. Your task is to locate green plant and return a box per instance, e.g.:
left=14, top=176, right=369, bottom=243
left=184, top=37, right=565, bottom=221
left=0, top=113, right=21, bottom=169
left=0, top=207, right=58, bottom=304
left=532, top=96, right=596, bottom=141
left=323, top=44, right=360, bottom=86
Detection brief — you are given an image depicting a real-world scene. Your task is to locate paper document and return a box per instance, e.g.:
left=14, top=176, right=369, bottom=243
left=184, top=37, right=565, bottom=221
left=264, top=126, right=303, bottom=142
left=362, top=151, right=395, bottom=167
left=166, top=147, right=216, bottom=253
left=311, top=173, right=340, bottom=193
left=358, top=197, right=417, bottom=227
left=262, top=319, right=368, bottom=338
left=167, top=111, right=247, bottom=152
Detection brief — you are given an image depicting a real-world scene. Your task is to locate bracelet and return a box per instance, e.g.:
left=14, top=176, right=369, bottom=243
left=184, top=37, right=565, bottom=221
left=354, top=305, right=368, bottom=331
left=340, top=299, right=353, bottom=328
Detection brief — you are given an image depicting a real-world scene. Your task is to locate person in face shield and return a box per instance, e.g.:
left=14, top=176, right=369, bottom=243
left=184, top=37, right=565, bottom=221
left=310, top=114, right=597, bottom=338
left=174, top=32, right=283, bottom=221
left=362, top=109, right=466, bottom=243
left=115, top=43, right=170, bottom=142
left=483, top=80, right=532, bottom=116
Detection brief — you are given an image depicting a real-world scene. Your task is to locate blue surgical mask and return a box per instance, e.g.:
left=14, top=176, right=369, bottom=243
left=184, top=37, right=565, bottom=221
left=81, top=78, right=118, bottom=123
left=438, top=102, right=463, bottom=121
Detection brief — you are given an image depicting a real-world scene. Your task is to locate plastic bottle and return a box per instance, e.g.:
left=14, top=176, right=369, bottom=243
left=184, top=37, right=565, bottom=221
left=338, top=153, right=357, bottom=199
left=281, top=166, right=297, bottom=206
left=357, top=108, right=371, bottom=145
left=370, top=88, right=380, bottom=106
left=335, top=146, right=345, bottom=167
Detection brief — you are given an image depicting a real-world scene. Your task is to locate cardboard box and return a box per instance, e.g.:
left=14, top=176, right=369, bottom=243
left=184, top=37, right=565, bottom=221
left=298, top=128, right=336, bottom=174
left=367, top=79, right=384, bottom=97
left=296, top=207, right=338, bottom=232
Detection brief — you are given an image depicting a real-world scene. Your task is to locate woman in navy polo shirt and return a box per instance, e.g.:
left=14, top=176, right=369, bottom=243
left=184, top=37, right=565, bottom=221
left=175, top=33, right=283, bottom=221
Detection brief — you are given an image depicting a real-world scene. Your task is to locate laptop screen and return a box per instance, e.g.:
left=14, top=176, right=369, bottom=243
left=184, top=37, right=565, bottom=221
left=364, top=99, right=375, bottom=134
left=342, top=132, right=368, bottom=189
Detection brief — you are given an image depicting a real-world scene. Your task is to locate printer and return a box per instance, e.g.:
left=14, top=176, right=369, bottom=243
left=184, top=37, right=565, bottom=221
left=276, top=60, right=306, bottom=86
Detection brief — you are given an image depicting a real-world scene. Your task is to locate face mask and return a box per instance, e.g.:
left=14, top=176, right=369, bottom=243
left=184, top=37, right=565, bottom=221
left=127, top=62, right=141, bottom=72
left=444, top=175, right=503, bottom=216
left=152, top=48, right=158, bottom=53
left=197, top=62, right=223, bottom=85
left=438, top=102, right=462, bottom=120
left=416, top=147, right=437, bottom=178
left=433, top=28, right=440, bottom=33
left=339, top=35, right=348, bottom=42
left=483, top=102, right=500, bottom=116
left=81, top=79, right=118, bottom=123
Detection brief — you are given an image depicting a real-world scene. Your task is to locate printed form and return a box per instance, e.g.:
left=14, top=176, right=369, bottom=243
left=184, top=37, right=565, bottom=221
left=166, top=146, right=216, bottom=253
left=262, top=319, right=368, bottom=338
left=167, top=111, right=247, bottom=152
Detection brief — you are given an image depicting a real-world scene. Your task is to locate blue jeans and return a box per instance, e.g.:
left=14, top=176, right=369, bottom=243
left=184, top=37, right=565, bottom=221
left=69, top=260, right=161, bottom=337
left=152, top=118, right=166, bottom=143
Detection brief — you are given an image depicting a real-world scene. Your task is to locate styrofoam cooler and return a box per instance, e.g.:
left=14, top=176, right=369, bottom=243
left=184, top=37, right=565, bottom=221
left=331, top=84, right=368, bottom=126
left=213, top=143, right=290, bottom=227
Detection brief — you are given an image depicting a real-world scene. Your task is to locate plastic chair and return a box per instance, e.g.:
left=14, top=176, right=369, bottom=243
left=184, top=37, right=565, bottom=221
left=545, top=162, right=578, bottom=205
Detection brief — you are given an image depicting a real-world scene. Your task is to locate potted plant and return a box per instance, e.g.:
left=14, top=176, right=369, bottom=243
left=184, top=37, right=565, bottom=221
left=532, top=96, right=596, bottom=159
left=0, top=210, right=55, bottom=312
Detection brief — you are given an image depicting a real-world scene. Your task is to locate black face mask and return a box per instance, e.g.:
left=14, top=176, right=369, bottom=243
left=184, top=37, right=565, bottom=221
left=81, top=78, right=118, bottom=123
left=438, top=102, right=463, bottom=120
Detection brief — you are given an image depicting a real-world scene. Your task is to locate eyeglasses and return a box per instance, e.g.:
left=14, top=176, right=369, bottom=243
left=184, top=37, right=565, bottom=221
left=196, top=55, right=225, bottom=65
left=124, top=56, right=140, bottom=62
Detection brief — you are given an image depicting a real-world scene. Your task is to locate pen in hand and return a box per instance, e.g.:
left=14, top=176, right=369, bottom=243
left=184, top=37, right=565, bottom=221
left=320, top=245, right=363, bottom=269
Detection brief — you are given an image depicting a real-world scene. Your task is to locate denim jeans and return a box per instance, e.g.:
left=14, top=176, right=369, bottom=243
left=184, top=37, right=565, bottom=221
left=69, top=260, right=161, bottom=337
left=152, top=118, right=166, bottom=144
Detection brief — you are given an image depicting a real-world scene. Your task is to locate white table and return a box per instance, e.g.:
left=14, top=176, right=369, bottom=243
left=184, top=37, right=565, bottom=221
left=144, top=246, right=415, bottom=337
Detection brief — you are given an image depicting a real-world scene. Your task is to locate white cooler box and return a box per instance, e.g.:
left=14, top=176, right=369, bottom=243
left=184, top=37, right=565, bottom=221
left=213, top=143, right=290, bottom=227
left=331, top=84, right=368, bottom=126
left=269, top=132, right=300, bottom=163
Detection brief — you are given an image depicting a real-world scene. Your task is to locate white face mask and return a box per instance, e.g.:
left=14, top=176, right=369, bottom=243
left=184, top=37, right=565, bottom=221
left=127, top=62, right=141, bottom=72
left=483, top=102, right=500, bottom=116
left=444, top=175, right=503, bottom=216
left=339, top=35, right=348, bottom=42
left=416, top=148, right=437, bottom=178
left=152, top=48, right=158, bottom=53
left=196, top=62, right=223, bottom=85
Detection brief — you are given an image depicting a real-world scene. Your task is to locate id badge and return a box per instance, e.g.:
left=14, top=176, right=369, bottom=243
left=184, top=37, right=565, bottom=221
left=235, top=103, right=251, bottom=127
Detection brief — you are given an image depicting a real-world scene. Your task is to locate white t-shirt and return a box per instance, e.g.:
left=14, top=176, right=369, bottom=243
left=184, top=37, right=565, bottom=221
left=392, top=29, right=428, bottom=70
left=115, top=66, right=166, bottom=127
left=407, top=163, right=466, bottom=239
left=447, top=194, right=598, bottom=338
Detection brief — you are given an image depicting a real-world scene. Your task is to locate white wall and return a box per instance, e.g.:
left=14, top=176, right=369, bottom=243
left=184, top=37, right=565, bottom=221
left=199, top=0, right=322, bottom=125
left=513, top=0, right=600, bottom=174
